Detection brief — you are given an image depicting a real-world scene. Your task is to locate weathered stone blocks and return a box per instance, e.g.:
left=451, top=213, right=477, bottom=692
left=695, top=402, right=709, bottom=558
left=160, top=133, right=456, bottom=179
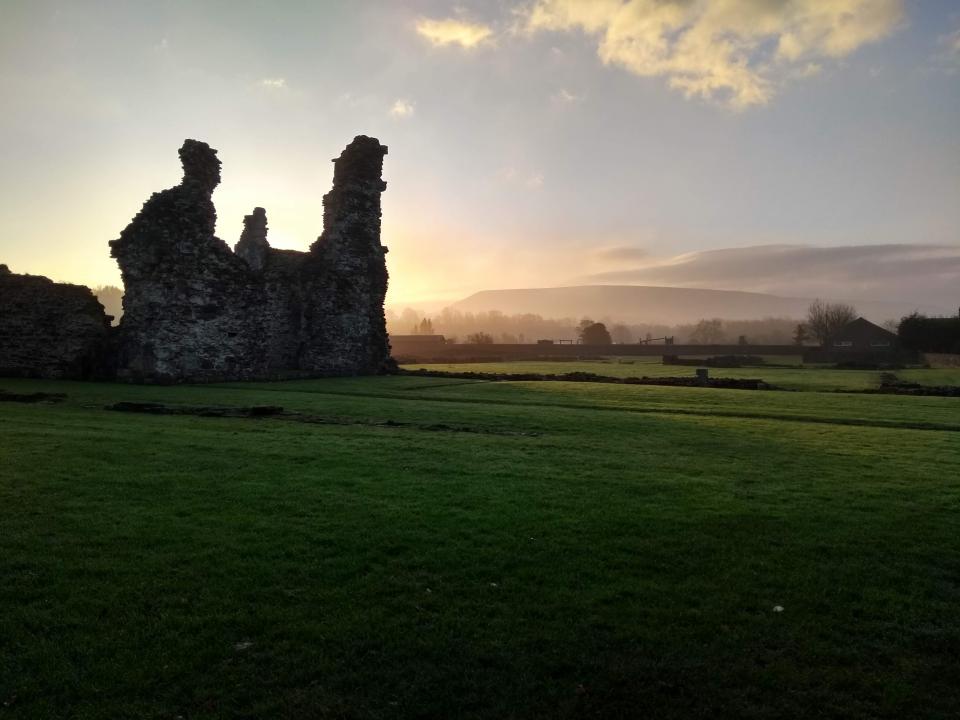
left=109, top=136, right=393, bottom=382
left=0, top=265, right=112, bottom=379
left=0, top=135, right=394, bottom=383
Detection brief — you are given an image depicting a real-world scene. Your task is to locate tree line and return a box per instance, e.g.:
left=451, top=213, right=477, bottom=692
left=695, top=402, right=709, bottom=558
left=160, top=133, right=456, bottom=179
left=389, top=307, right=816, bottom=345
left=393, top=300, right=947, bottom=347
left=898, top=313, right=960, bottom=353
left=96, top=285, right=956, bottom=351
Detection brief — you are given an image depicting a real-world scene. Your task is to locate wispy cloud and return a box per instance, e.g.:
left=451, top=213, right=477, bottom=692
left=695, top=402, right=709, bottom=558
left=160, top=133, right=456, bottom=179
left=522, top=0, right=904, bottom=109
left=551, top=88, right=583, bottom=105
left=594, top=246, right=649, bottom=262
left=416, top=17, right=493, bottom=48
left=580, top=244, right=960, bottom=306
left=259, top=77, right=287, bottom=89
left=934, top=27, right=960, bottom=73
left=525, top=172, right=544, bottom=189
left=389, top=99, right=415, bottom=118
left=499, top=166, right=545, bottom=190
left=794, top=62, right=823, bottom=79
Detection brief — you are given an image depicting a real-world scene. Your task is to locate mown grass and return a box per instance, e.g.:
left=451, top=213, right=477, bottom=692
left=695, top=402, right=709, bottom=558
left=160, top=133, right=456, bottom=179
left=1, top=376, right=958, bottom=719
left=402, top=357, right=960, bottom=392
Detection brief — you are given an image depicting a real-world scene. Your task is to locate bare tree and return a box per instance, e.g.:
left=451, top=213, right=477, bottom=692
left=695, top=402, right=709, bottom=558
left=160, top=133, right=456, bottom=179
left=806, top=299, right=857, bottom=344
left=793, top=323, right=809, bottom=346
left=466, top=331, right=494, bottom=344
left=689, top=318, right=725, bottom=344
left=610, top=323, right=633, bottom=344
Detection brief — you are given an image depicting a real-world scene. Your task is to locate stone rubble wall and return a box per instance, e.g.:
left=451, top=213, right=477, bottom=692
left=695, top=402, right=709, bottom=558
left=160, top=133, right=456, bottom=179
left=0, top=265, right=112, bottom=379
left=1, top=135, right=394, bottom=383
left=109, top=136, right=393, bottom=382
left=303, top=135, right=391, bottom=375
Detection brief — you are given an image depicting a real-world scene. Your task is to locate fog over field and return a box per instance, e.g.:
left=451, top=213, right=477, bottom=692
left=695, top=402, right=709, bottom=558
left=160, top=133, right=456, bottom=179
left=576, top=244, right=960, bottom=308
left=449, top=284, right=939, bottom=326
left=388, top=243, right=958, bottom=321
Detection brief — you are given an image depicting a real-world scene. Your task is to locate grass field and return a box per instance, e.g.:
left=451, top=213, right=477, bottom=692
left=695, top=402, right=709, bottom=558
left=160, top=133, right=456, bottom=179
left=1, top=375, right=959, bottom=719
left=403, top=356, right=960, bottom=392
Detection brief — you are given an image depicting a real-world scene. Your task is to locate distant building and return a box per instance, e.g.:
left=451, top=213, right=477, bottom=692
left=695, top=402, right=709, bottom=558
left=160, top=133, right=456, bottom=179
left=803, top=317, right=913, bottom=364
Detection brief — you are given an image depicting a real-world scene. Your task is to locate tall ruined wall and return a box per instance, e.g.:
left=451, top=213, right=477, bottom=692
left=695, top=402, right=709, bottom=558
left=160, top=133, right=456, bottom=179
left=111, top=136, right=393, bottom=382
left=303, top=136, right=391, bottom=374
left=235, top=207, right=305, bottom=372
left=0, top=264, right=112, bottom=379
left=110, top=140, right=264, bottom=382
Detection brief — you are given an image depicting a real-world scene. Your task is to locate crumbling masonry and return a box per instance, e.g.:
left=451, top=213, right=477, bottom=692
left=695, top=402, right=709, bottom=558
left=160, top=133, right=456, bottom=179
left=111, top=135, right=393, bottom=382
left=0, top=265, right=112, bottom=379
left=0, top=136, right=394, bottom=382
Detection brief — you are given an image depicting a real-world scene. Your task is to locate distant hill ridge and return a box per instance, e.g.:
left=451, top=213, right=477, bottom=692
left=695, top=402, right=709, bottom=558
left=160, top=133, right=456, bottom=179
left=450, top=285, right=935, bottom=325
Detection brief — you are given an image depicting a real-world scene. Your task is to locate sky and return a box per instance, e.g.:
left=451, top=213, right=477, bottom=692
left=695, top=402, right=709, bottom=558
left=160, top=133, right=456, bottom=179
left=0, top=0, right=958, bottom=310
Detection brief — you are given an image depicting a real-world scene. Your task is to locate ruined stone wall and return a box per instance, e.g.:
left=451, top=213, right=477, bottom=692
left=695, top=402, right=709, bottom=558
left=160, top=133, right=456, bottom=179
left=0, top=264, right=112, bottom=379
left=235, top=208, right=305, bottom=371
left=303, top=135, right=391, bottom=374
left=109, top=140, right=263, bottom=382
left=110, top=136, right=393, bottom=382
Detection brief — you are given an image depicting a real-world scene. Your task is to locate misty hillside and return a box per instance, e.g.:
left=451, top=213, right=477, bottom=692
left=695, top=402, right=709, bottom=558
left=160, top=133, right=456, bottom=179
left=451, top=285, right=931, bottom=325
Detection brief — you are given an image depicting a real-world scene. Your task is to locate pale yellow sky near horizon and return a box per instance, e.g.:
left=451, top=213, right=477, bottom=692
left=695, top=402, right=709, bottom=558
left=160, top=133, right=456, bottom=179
left=1, top=0, right=958, bottom=309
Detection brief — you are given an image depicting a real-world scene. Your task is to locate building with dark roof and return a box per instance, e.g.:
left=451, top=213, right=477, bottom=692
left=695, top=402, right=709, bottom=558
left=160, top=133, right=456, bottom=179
left=803, top=317, right=915, bottom=364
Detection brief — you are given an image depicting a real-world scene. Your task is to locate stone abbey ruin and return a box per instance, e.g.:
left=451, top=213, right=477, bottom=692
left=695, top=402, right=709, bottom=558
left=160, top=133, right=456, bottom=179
left=0, top=136, right=394, bottom=382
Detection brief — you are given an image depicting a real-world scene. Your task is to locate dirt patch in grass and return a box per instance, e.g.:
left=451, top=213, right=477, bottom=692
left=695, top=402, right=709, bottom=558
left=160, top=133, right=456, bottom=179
left=401, top=367, right=777, bottom=390
left=0, top=389, right=67, bottom=403
left=105, top=401, right=540, bottom=437
left=863, top=373, right=960, bottom=397
left=107, top=401, right=284, bottom=417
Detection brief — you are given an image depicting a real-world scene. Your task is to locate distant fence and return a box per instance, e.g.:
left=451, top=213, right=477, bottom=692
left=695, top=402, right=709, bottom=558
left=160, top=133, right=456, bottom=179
left=390, top=339, right=801, bottom=363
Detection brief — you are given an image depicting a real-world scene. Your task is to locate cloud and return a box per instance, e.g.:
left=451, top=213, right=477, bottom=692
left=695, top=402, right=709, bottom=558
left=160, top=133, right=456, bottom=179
left=594, top=246, right=649, bottom=262
left=499, top=166, right=545, bottom=190
left=551, top=87, right=583, bottom=104
left=795, top=62, right=822, bottom=78
left=389, top=99, right=415, bottom=118
left=924, top=26, right=960, bottom=74
left=259, top=78, right=287, bottom=89
left=936, top=27, right=960, bottom=71
left=579, top=244, right=960, bottom=306
left=522, top=0, right=904, bottom=108
left=416, top=17, right=494, bottom=48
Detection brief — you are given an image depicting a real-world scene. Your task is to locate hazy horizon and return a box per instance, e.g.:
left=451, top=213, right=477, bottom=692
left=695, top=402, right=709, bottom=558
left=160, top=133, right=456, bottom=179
left=1, top=1, right=958, bottom=307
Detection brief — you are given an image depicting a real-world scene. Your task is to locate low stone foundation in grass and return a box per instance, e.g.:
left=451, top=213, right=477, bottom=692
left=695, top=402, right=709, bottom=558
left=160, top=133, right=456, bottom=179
left=401, top=367, right=775, bottom=390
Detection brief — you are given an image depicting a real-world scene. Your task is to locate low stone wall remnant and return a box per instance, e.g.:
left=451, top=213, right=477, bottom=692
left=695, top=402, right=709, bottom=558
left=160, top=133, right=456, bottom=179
left=0, top=265, right=112, bottom=379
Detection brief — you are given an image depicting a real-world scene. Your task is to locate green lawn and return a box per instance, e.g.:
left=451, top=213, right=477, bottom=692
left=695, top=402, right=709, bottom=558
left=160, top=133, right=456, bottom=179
left=1, top=376, right=958, bottom=719
left=403, top=357, right=960, bottom=392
